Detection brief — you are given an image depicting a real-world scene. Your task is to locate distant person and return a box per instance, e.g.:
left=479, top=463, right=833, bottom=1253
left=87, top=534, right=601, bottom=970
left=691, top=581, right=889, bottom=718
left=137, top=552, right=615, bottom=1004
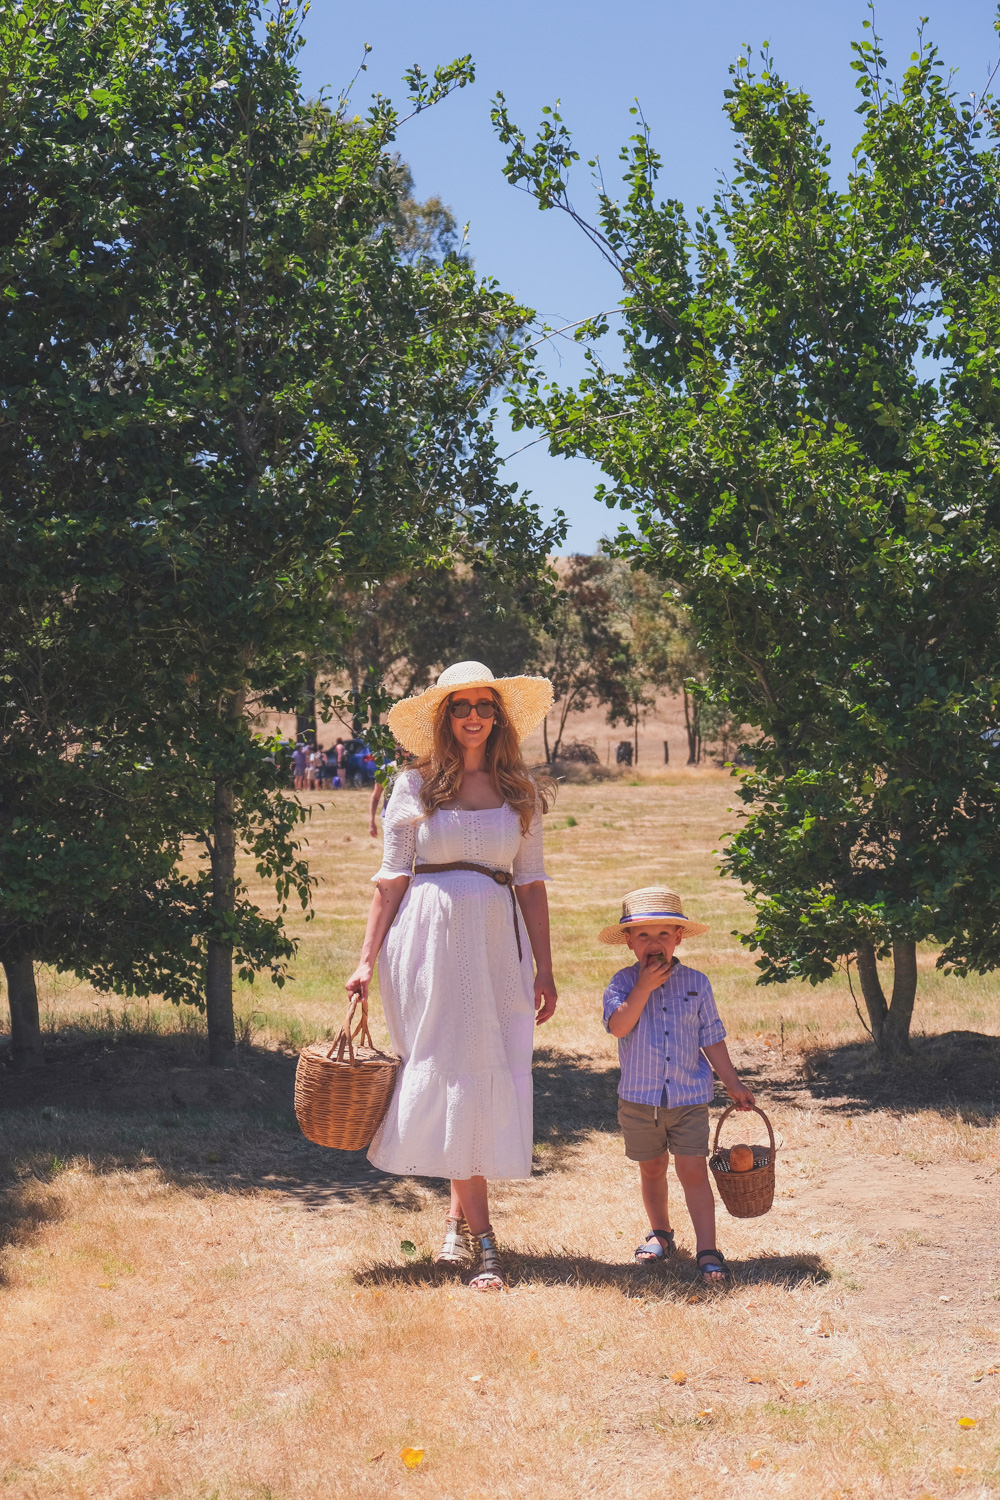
left=345, top=741, right=362, bottom=788
left=327, top=738, right=344, bottom=789
left=346, top=661, right=557, bottom=1290
left=599, top=887, right=755, bottom=1284
left=291, top=741, right=308, bottom=790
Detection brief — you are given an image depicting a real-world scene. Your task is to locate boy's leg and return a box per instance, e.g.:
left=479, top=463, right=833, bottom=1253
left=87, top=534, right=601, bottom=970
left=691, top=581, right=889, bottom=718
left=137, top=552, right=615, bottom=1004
left=636, top=1152, right=673, bottom=1258
left=672, top=1154, right=725, bottom=1281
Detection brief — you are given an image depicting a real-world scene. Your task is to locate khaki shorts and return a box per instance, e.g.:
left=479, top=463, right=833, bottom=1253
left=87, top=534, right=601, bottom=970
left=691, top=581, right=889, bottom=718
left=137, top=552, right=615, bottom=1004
left=617, top=1099, right=710, bottom=1161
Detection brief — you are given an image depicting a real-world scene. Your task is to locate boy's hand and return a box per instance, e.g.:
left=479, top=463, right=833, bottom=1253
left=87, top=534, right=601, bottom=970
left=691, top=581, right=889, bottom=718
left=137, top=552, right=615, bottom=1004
left=727, top=1080, right=756, bottom=1110
left=637, top=950, right=672, bottom=990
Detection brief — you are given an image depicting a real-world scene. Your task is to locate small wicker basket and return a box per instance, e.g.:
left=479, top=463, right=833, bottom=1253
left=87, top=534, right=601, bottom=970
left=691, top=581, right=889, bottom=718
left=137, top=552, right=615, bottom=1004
left=709, top=1104, right=776, bottom=1219
left=294, top=997, right=399, bottom=1151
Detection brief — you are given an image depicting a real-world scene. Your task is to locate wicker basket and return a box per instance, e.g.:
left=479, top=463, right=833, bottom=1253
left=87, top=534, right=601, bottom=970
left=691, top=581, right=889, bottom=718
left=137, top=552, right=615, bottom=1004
left=294, top=998, right=399, bottom=1151
left=709, top=1104, right=776, bottom=1219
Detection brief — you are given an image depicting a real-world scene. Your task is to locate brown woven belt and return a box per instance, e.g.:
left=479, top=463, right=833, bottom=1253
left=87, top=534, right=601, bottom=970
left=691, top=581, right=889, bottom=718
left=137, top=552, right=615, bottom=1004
left=414, top=860, right=522, bottom=962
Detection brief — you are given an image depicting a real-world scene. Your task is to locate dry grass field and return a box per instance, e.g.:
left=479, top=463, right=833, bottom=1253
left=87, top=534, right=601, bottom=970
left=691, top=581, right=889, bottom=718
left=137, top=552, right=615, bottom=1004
left=2, top=768, right=999, bottom=1500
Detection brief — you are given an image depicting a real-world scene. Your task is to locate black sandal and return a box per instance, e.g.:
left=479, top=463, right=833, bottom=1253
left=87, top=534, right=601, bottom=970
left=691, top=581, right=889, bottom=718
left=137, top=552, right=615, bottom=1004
left=634, top=1229, right=676, bottom=1263
left=696, top=1247, right=730, bottom=1283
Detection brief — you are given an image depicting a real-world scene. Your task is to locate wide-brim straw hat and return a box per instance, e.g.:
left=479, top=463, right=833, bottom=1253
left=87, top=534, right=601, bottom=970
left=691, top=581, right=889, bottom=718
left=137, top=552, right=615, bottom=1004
left=599, top=887, right=709, bottom=944
left=386, top=660, right=553, bottom=760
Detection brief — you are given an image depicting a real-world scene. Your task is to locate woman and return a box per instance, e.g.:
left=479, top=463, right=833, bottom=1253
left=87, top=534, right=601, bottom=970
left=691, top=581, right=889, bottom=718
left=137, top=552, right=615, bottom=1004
left=345, top=661, right=557, bottom=1290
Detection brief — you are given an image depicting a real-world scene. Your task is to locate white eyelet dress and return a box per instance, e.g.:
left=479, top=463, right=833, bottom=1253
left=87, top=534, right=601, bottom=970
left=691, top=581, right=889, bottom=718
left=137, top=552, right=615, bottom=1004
left=367, top=767, right=550, bottom=1180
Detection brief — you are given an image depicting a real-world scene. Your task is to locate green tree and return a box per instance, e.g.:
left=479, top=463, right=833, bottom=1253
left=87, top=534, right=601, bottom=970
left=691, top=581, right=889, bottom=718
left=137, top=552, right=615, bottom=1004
left=604, top=564, right=714, bottom=765
left=328, top=567, right=541, bottom=716
left=529, top=555, right=626, bottom=764
left=601, top=565, right=655, bottom=765
left=1, top=0, right=559, bottom=1065
left=494, top=16, right=1000, bottom=1056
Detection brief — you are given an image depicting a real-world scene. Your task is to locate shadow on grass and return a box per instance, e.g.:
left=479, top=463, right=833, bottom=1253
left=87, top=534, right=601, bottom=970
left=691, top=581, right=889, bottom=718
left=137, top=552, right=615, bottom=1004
left=768, top=1029, right=1000, bottom=1121
left=530, top=1046, right=620, bottom=1172
left=0, top=1179, right=66, bottom=1287
left=0, top=1030, right=452, bottom=1252
left=355, top=1249, right=830, bottom=1297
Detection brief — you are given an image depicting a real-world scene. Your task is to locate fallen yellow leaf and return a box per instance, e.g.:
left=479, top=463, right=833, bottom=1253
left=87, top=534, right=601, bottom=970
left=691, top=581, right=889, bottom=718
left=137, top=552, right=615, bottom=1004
left=698, top=1408, right=713, bottom=1418
left=686, top=1293, right=702, bottom=1304
left=793, top=1379, right=809, bottom=1388
left=671, top=1370, right=687, bottom=1385
left=748, top=1374, right=763, bottom=1384
left=400, top=1447, right=424, bottom=1469
left=958, top=1417, right=977, bottom=1429
left=748, top=1451, right=764, bottom=1471
left=528, top=1350, right=538, bottom=1365
left=953, top=1466, right=970, bottom=1476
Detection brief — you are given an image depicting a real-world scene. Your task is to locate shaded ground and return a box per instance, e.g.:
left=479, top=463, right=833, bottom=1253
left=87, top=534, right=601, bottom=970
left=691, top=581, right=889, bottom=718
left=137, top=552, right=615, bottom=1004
left=721, top=1027, right=1000, bottom=1120
left=3, top=1029, right=997, bottom=1314
left=794, top=1029, right=1000, bottom=1118
left=1, top=1026, right=998, bottom=1499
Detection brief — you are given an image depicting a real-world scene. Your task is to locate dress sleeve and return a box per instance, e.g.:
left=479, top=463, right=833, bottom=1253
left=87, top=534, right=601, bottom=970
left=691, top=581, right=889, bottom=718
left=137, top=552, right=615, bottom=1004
left=512, top=806, right=550, bottom=885
left=371, top=769, right=420, bottom=882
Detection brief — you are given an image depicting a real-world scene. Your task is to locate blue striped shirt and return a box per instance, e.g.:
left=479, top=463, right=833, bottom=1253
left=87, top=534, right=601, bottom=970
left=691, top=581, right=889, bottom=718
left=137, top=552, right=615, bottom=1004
left=602, top=960, right=727, bottom=1107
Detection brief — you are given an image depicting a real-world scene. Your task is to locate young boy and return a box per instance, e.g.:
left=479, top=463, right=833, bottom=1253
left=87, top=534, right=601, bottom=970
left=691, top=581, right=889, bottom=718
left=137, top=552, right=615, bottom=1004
left=600, top=886, right=755, bottom=1284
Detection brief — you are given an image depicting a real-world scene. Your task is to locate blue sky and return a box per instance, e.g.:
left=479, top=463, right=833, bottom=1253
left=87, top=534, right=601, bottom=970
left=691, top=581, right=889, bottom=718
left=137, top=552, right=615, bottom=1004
left=298, top=1, right=997, bottom=550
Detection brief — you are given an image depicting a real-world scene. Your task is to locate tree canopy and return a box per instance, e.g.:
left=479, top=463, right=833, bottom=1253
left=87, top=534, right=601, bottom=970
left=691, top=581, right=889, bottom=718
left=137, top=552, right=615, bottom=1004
left=0, top=0, right=561, bottom=1064
left=494, top=14, right=1000, bottom=1053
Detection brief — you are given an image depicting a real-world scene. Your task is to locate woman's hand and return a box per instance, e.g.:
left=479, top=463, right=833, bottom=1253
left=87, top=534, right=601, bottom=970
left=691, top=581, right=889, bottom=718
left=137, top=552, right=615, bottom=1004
left=347, top=877, right=409, bottom=1010
left=345, top=966, right=372, bottom=1005
left=534, top=971, right=557, bottom=1025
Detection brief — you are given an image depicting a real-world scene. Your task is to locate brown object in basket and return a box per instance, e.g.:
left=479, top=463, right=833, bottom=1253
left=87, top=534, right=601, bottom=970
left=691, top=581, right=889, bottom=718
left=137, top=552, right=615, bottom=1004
left=709, top=1105, right=776, bottom=1218
left=728, top=1142, right=754, bottom=1173
left=294, top=996, right=398, bottom=1151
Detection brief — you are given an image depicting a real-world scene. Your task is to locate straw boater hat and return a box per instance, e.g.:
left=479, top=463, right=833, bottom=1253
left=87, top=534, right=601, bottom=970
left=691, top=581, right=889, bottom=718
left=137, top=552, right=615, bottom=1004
left=598, top=887, right=710, bottom=944
left=386, top=661, right=554, bottom=760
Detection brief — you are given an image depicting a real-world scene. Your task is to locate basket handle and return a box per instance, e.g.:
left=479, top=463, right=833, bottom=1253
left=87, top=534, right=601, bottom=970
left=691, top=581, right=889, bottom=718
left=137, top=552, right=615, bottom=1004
left=326, top=989, right=374, bottom=1066
left=712, top=1103, right=776, bottom=1157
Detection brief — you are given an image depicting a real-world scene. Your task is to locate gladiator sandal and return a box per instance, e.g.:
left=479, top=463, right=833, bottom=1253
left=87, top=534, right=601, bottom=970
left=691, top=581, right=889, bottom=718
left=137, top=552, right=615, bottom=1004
left=468, top=1227, right=506, bottom=1291
left=433, top=1216, right=473, bottom=1267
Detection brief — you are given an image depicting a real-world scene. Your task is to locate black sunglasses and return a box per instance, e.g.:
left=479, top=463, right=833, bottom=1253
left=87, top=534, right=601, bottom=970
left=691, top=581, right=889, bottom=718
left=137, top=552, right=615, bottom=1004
left=449, top=698, right=498, bottom=720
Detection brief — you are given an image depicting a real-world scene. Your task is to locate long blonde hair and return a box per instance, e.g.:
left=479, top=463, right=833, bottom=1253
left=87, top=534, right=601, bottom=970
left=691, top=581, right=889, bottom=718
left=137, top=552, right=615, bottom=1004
left=417, top=689, right=553, bottom=834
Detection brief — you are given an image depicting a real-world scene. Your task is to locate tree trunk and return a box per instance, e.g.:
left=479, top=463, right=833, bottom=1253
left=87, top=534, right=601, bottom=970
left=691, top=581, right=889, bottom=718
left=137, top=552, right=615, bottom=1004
left=633, top=710, right=639, bottom=766
left=683, top=686, right=698, bottom=765
left=205, top=689, right=246, bottom=1068
left=855, top=938, right=917, bottom=1057
left=550, top=697, right=572, bottom=764
left=296, top=670, right=317, bottom=745
left=543, top=715, right=551, bottom=763
left=2, top=954, right=44, bottom=1070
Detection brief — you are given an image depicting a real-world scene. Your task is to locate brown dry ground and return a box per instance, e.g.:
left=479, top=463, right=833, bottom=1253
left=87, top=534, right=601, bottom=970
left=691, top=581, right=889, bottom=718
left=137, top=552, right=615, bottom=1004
left=2, top=768, right=999, bottom=1500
